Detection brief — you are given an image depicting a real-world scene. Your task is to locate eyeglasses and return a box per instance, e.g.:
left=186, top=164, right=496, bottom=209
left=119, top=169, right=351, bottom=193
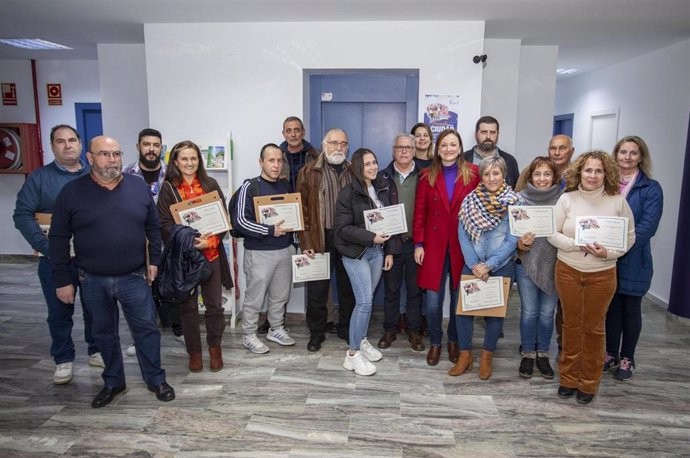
left=326, top=141, right=349, bottom=149
left=91, top=151, right=123, bottom=158
left=393, top=145, right=414, bottom=152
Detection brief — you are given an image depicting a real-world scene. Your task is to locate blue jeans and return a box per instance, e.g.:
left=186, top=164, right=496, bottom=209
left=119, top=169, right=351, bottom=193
left=426, top=253, right=458, bottom=346
left=456, top=263, right=514, bottom=351
left=606, top=293, right=643, bottom=363
left=79, top=267, right=165, bottom=388
left=516, top=262, right=558, bottom=352
left=343, top=246, right=384, bottom=351
left=38, top=257, right=98, bottom=364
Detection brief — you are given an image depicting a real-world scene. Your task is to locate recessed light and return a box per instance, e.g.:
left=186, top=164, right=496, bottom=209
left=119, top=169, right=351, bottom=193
left=0, top=39, right=72, bottom=50
left=557, top=68, right=579, bottom=75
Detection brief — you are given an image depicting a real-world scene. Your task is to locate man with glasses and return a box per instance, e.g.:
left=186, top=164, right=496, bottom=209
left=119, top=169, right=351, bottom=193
left=13, top=124, right=103, bottom=385
left=297, top=128, right=355, bottom=352
left=378, top=133, right=425, bottom=352
left=49, top=135, right=175, bottom=408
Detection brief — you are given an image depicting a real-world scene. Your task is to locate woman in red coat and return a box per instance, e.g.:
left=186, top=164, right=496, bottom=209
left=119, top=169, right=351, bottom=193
left=413, top=129, right=479, bottom=366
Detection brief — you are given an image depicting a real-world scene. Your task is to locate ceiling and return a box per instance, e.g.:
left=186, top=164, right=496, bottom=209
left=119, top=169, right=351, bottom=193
left=1, top=0, right=689, bottom=77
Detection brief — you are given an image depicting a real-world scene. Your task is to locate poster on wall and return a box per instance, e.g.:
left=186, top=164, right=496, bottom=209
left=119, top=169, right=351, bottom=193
left=423, top=94, right=460, bottom=142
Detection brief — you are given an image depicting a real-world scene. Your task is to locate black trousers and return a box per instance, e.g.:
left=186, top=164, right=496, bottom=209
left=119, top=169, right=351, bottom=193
left=306, top=229, right=355, bottom=337
left=383, top=238, right=422, bottom=332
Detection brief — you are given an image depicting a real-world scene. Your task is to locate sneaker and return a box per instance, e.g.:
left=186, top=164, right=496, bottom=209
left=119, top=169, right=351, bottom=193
left=174, top=333, right=185, bottom=345
left=536, top=355, right=555, bottom=379
left=54, top=362, right=73, bottom=384
left=603, top=354, right=619, bottom=373
left=243, top=333, right=270, bottom=354
left=267, top=327, right=296, bottom=346
left=343, top=351, right=376, bottom=376
left=519, top=356, right=534, bottom=378
left=88, top=352, right=105, bottom=368
left=359, top=338, right=382, bottom=362
left=126, top=344, right=136, bottom=357
left=615, top=357, right=635, bottom=381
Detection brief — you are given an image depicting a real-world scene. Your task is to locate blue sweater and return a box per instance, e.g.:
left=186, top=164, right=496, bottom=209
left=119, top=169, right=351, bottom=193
left=235, top=176, right=292, bottom=251
left=49, top=174, right=162, bottom=287
left=13, top=160, right=90, bottom=257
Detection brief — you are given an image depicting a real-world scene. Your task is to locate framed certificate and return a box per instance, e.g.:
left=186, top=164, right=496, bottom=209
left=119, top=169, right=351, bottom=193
left=292, top=253, right=330, bottom=283
left=363, top=204, right=407, bottom=236
left=575, top=216, right=629, bottom=251
left=254, top=193, right=304, bottom=232
left=456, top=275, right=510, bottom=317
left=508, top=205, right=555, bottom=237
left=170, top=190, right=231, bottom=236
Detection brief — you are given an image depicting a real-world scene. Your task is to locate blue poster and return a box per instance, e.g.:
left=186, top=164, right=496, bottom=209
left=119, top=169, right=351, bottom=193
left=423, top=95, right=460, bottom=142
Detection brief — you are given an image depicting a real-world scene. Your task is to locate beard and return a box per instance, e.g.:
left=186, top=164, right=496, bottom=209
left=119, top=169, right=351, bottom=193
left=139, top=152, right=161, bottom=169
left=478, top=140, right=496, bottom=152
left=92, top=163, right=122, bottom=181
left=325, top=152, right=346, bottom=165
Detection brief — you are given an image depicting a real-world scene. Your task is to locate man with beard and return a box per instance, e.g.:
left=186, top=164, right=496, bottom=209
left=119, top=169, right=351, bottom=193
left=463, top=116, right=520, bottom=188
left=13, top=124, right=102, bottom=385
left=297, top=128, right=356, bottom=352
left=124, top=128, right=166, bottom=202
left=49, top=135, right=175, bottom=408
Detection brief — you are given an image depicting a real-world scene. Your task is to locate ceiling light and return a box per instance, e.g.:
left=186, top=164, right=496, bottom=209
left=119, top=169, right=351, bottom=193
left=0, top=39, right=72, bottom=50
left=557, top=68, right=579, bottom=75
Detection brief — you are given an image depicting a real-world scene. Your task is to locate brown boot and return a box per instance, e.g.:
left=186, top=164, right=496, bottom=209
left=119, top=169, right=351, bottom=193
left=209, top=346, right=223, bottom=372
left=479, top=349, right=493, bottom=380
left=408, top=331, right=425, bottom=352
left=377, top=330, right=397, bottom=349
left=426, top=345, right=441, bottom=366
left=448, top=350, right=473, bottom=376
left=448, top=341, right=459, bottom=363
left=189, top=352, right=203, bottom=373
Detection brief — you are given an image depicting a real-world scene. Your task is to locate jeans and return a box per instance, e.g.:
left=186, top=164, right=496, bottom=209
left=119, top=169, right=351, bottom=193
left=516, top=262, right=558, bottom=352
left=426, top=253, right=458, bottom=346
left=606, top=292, right=643, bottom=363
left=383, top=239, right=422, bottom=332
left=343, top=246, right=384, bottom=351
left=456, top=262, right=514, bottom=351
left=38, top=257, right=98, bottom=364
left=79, top=267, right=166, bottom=388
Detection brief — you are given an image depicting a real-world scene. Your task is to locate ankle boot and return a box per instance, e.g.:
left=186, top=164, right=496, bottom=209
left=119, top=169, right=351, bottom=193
left=448, top=350, right=473, bottom=376
left=479, top=349, right=493, bottom=380
left=188, top=352, right=203, bottom=373
left=447, top=341, right=460, bottom=363
left=209, top=346, right=223, bottom=372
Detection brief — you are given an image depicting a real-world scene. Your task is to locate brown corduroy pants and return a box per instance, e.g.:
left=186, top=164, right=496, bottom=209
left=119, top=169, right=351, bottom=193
left=555, top=260, right=617, bottom=395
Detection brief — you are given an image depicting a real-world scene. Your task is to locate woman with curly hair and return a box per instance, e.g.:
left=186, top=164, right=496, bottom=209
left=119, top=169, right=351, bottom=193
left=548, top=151, right=635, bottom=404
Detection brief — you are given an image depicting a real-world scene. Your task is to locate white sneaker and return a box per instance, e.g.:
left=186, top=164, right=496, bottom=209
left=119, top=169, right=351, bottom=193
left=54, top=362, right=74, bottom=384
left=343, top=351, right=376, bottom=376
left=88, top=352, right=105, bottom=368
left=174, top=334, right=185, bottom=345
left=126, top=344, right=136, bottom=356
left=267, top=327, right=296, bottom=346
left=243, top=334, right=270, bottom=354
left=359, top=338, right=383, bottom=362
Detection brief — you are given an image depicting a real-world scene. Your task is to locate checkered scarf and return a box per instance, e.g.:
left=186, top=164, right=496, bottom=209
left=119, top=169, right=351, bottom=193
left=459, top=182, right=522, bottom=242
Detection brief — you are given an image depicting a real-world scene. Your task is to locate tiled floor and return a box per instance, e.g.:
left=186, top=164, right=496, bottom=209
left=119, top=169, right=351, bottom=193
left=1, top=258, right=689, bottom=457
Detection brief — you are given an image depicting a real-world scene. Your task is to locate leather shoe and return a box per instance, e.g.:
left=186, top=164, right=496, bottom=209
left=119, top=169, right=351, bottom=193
left=426, top=345, right=441, bottom=366
left=576, top=390, right=595, bottom=405
left=91, top=384, right=126, bottom=408
left=377, top=330, right=397, bottom=349
left=557, top=385, right=577, bottom=399
left=408, top=331, right=425, bottom=352
left=448, top=341, right=460, bottom=363
left=148, top=382, right=175, bottom=402
left=307, top=334, right=326, bottom=352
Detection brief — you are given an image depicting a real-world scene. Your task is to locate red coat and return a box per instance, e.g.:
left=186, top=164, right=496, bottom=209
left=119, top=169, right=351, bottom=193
left=413, top=164, right=479, bottom=291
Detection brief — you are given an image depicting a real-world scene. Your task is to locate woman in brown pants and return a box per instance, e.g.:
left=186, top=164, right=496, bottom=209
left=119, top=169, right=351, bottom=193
left=548, top=151, right=635, bottom=405
left=158, top=141, right=232, bottom=373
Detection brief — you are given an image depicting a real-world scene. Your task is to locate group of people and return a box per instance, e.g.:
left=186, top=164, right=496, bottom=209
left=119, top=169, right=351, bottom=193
left=13, top=114, right=662, bottom=408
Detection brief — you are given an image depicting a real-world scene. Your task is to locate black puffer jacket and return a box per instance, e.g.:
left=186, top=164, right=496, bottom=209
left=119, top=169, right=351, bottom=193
left=334, top=172, right=401, bottom=259
left=154, top=225, right=212, bottom=303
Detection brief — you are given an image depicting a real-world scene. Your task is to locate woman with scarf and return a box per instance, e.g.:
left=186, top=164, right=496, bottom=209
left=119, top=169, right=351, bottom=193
left=454, top=156, right=521, bottom=380
left=515, top=157, right=562, bottom=379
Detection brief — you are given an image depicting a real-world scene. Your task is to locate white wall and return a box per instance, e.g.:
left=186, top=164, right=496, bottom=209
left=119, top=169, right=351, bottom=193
left=555, top=39, right=690, bottom=303
left=481, top=39, right=522, bottom=155
left=515, top=45, right=559, bottom=167
left=0, top=59, right=100, bottom=255
left=97, top=44, right=149, bottom=164
left=144, top=20, right=485, bottom=312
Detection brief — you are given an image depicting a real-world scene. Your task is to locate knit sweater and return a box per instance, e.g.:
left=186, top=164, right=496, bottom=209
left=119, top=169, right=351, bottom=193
left=548, top=185, right=635, bottom=273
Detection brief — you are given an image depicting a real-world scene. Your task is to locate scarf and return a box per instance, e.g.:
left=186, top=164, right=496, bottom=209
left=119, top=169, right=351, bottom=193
left=459, top=181, right=521, bottom=242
